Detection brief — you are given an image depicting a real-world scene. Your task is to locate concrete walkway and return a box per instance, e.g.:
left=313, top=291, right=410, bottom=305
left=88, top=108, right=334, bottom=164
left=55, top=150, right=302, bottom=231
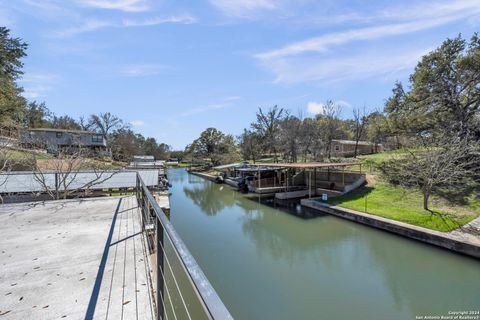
left=0, top=196, right=154, bottom=319
left=449, top=216, right=480, bottom=246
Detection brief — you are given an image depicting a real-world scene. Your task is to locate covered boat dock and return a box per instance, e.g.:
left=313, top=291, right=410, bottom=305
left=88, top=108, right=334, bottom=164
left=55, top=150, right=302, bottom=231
left=253, top=162, right=365, bottom=199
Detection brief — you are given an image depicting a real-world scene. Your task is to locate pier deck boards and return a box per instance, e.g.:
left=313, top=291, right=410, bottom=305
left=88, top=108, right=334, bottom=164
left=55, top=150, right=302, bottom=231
left=0, top=196, right=154, bottom=319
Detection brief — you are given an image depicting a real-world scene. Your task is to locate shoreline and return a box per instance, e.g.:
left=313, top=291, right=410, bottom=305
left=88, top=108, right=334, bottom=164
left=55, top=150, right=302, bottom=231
left=189, top=171, right=219, bottom=182
left=302, top=199, right=480, bottom=259
left=189, top=170, right=480, bottom=259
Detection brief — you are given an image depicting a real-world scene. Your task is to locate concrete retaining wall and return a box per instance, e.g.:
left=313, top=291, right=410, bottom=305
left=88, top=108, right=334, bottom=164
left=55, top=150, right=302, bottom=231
left=311, top=171, right=364, bottom=184
left=189, top=171, right=218, bottom=182
left=344, top=176, right=366, bottom=193
left=275, top=190, right=310, bottom=200
left=301, top=199, right=480, bottom=259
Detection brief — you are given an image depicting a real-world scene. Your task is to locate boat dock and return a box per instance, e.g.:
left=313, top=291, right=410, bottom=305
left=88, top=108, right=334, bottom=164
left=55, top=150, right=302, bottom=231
left=0, top=196, right=154, bottom=319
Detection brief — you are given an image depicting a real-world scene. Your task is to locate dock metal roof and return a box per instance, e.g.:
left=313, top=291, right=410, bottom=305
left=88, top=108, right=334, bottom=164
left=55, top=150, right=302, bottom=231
left=28, top=128, right=98, bottom=135
left=213, top=162, right=244, bottom=170
left=255, top=162, right=359, bottom=169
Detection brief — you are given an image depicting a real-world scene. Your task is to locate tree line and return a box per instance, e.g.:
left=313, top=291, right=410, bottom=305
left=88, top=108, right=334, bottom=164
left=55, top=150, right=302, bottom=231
left=187, top=34, right=479, bottom=168
left=186, top=102, right=386, bottom=165
left=0, top=26, right=172, bottom=161
left=186, top=34, right=480, bottom=210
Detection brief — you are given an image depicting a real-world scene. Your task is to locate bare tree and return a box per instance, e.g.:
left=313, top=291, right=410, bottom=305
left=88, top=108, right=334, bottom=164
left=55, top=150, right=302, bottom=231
left=381, top=136, right=479, bottom=211
left=352, top=106, right=368, bottom=158
left=0, top=148, right=13, bottom=203
left=79, top=116, right=93, bottom=131
left=89, top=112, right=123, bottom=143
left=28, top=138, right=118, bottom=200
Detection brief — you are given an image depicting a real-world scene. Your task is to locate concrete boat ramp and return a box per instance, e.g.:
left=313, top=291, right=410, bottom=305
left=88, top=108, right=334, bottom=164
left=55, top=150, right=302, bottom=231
left=0, top=196, right=154, bottom=319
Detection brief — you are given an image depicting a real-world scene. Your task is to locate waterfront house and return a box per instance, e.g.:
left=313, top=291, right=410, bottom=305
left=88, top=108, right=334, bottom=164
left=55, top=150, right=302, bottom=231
left=331, top=139, right=383, bottom=157
left=20, top=128, right=109, bottom=156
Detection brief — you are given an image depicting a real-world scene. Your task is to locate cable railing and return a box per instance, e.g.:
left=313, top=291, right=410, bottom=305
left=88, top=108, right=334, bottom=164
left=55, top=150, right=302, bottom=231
left=136, top=173, right=233, bottom=320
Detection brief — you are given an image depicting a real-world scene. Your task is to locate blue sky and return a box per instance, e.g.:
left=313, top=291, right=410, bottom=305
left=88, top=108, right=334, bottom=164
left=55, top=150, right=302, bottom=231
left=2, top=0, right=479, bottom=149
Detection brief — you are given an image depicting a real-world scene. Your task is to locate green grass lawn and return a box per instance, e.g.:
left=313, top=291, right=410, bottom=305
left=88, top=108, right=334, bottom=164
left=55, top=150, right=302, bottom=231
left=358, top=149, right=410, bottom=163
left=176, top=163, right=191, bottom=167
left=5, top=149, right=54, bottom=160
left=326, top=183, right=479, bottom=232
left=249, top=158, right=273, bottom=164
left=357, top=149, right=412, bottom=174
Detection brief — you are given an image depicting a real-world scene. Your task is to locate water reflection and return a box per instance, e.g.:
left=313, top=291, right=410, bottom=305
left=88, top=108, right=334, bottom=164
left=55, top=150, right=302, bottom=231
left=358, top=232, right=480, bottom=315
left=182, top=182, right=237, bottom=216
left=240, top=207, right=356, bottom=264
left=252, top=196, right=327, bottom=219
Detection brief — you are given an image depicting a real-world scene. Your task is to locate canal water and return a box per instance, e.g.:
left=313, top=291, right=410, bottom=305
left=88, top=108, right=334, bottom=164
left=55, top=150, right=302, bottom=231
left=168, top=168, right=480, bottom=320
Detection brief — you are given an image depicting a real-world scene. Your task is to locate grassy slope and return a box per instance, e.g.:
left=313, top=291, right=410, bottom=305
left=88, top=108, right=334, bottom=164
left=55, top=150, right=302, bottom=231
left=6, top=149, right=54, bottom=160
left=327, top=184, right=478, bottom=232
left=176, top=163, right=191, bottom=167
left=4, top=149, right=126, bottom=169
left=328, top=150, right=479, bottom=232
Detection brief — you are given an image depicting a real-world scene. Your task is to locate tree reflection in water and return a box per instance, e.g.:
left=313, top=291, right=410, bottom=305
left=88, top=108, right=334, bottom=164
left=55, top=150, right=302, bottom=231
left=183, top=181, right=238, bottom=216
left=239, top=197, right=357, bottom=267
left=170, top=168, right=480, bottom=320
left=357, top=231, right=480, bottom=316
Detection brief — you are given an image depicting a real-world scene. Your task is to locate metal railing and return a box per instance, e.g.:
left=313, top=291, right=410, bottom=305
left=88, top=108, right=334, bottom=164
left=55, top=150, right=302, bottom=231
left=136, top=174, right=233, bottom=320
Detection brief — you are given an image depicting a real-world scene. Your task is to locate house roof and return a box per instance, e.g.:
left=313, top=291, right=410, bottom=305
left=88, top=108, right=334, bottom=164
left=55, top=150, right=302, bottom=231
left=332, top=139, right=379, bottom=146
left=235, top=166, right=280, bottom=172
left=255, top=162, right=360, bottom=169
left=213, top=162, right=252, bottom=170
left=213, top=163, right=243, bottom=170
left=133, top=155, right=155, bottom=161
left=28, top=128, right=99, bottom=135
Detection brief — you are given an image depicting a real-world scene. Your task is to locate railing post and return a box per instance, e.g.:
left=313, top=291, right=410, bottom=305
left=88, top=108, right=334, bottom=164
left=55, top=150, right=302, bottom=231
left=156, top=218, right=164, bottom=320
left=55, top=172, right=59, bottom=200
left=136, top=174, right=140, bottom=204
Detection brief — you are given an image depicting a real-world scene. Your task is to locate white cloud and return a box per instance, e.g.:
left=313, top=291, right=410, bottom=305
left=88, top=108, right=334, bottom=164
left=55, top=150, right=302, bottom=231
left=178, top=96, right=242, bottom=117
left=304, top=0, right=480, bottom=26
left=377, top=0, right=480, bottom=22
left=130, top=120, right=145, bottom=126
left=119, top=64, right=169, bottom=77
left=266, top=47, right=430, bottom=85
left=306, top=102, right=324, bottom=115
left=253, top=0, right=480, bottom=85
left=20, top=73, right=59, bottom=99
left=256, top=16, right=461, bottom=61
left=307, top=100, right=351, bottom=115
left=336, top=100, right=352, bottom=109
left=52, top=14, right=196, bottom=37
left=76, top=0, right=150, bottom=12
left=209, top=0, right=277, bottom=18
left=122, top=14, right=196, bottom=26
